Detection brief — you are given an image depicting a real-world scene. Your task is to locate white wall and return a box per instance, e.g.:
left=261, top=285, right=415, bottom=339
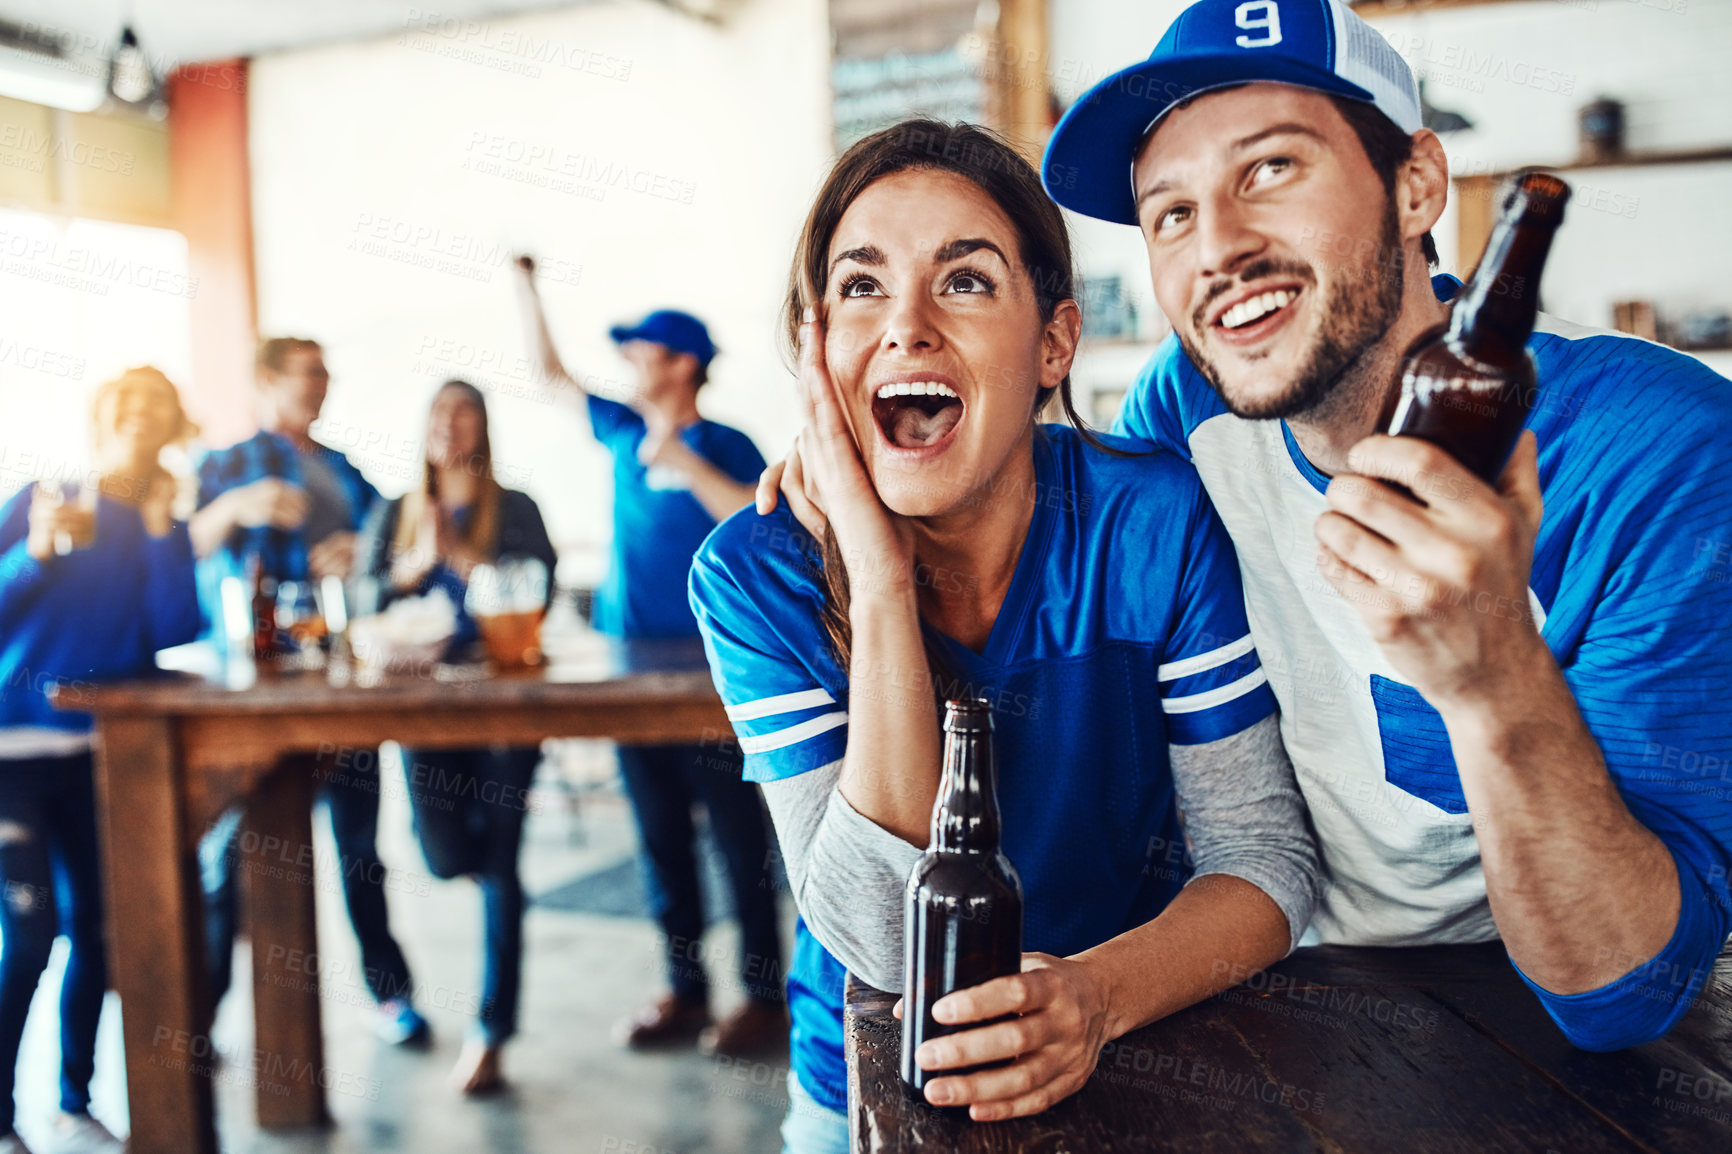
left=1048, top=0, right=1732, bottom=356
left=1373, top=0, right=1732, bottom=336
left=247, top=0, right=832, bottom=580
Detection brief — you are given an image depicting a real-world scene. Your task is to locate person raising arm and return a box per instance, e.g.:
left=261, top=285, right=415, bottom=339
left=511, top=257, right=790, bottom=1060
left=511, top=256, right=754, bottom=521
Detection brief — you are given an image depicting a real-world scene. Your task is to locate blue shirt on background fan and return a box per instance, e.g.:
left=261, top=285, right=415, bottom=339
left=586, top=394, right=765, bottom=639
left=689, top=423, right=1279, bottom=1111
left=193, top=429, right=380, bottom=638
left=1114, top=272, right=1732, bottom=1051
left=195, top=429, right=380, bottom=580
left=0, top=484, right=201, bottom=746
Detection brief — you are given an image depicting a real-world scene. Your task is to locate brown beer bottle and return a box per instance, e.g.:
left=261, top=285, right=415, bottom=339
left=248, top=552, right=278, bottom=661
left=1378, top=171, right=1570, bottom=483
left=902, top=699, right=1024, bottom=1096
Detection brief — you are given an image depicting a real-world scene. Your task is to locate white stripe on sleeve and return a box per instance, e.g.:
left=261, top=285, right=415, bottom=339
left=736, top=711, right=850, bottom=755
left=1157, top=633, right=1257, bottom=682
left=725, top=687, right=837, bottom=722
left=1162, top=669, right=1268, bottom=715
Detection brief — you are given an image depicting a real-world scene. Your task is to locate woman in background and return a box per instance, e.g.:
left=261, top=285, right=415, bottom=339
left=0, top=367, right=201, bottom=1154
left=357, top=379, right=557, bottom=1095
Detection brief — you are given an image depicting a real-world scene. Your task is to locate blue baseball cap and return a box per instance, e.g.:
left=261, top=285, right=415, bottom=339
left=608, top=309, right=717, bottom=366
left=1043, top=0, right=1422, bottom=225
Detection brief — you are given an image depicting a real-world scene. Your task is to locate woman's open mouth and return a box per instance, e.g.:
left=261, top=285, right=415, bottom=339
left=871, top=380, right=965, bottom=452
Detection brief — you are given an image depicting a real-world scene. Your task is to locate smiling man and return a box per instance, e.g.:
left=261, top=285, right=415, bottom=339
left=1043, top=0, right=1732, bottom=1048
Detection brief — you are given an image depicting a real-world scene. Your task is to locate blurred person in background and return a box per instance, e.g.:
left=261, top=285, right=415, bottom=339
left=512, top=258, right=787, bottom=1058
left=0, top=367, right=201, bottom=1154
left=189, top=337, right=429, bottom=1047
left=188, top=338, right=371, bottom=585
left=355, top=379, right=556, bottom=1094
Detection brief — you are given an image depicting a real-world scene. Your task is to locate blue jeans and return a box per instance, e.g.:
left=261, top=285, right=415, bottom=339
left=0, top=753, right=106, bottom=1132
left=615, top=743, right=784, bottom=1005
left=201, top=748, right=415, bottom=1007
left=781, top=1071, right=849, bottom=1154
left=400, top=746, right=539, bottom=1045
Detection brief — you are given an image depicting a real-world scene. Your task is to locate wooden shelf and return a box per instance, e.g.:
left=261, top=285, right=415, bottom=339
left=1452, top=146, right=1732, bottom=272
left=1459, top=145, right=1732, bottom=184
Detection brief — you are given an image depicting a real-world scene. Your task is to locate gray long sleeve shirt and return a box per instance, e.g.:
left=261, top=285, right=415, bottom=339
left=761, top=713, right=1319, bottom=994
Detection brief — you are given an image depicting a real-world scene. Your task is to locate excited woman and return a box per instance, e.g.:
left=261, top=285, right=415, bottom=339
left=356, top=379, right=557, bottom=1095
left=0, top=367, right=201, bottom=1154
left=688, top=120, right=1319, bottom=1153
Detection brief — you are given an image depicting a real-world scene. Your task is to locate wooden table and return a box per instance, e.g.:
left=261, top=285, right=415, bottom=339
left=57, top=634, right=729, bottom=1154
left=847, top=942, right=1732, bottom=1151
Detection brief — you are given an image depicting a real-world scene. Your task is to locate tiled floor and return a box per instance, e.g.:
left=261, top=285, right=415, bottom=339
left=15, top=768, right=790, bottom=1153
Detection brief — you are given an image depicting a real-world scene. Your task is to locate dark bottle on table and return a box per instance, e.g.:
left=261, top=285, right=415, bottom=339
left=901, top=699, right=1024, bottom=1096
left=248, top=553, right=279, bottom=661
left=1377, top=171, right=1570, bottom=483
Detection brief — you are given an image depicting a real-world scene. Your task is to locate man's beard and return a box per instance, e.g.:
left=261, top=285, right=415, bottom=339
left=1181, top=202, right=1406, bottom=422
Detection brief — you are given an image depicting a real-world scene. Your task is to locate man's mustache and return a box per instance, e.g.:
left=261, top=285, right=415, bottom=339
left=1191, top=259, right=1317, bottom=334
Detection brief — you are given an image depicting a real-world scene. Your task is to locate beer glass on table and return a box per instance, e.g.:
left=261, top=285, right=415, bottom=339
left=276, top=580, right=328, bottom=668
left=465, top=557, right=549, bottom=669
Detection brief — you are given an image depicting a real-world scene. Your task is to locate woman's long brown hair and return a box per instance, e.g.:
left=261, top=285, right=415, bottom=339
left=783, top=119, right=1121, bottom=676
left=393, top=379, right=502, bottom=561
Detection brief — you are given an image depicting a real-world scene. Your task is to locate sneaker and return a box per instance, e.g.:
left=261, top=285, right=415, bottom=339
left=699, top=1000, right=790, bottom=1059
left=374, top=998, right=431, bottom=1047
left=612, top=994, right=711, bottom=1049
left=44, top=1112, right=121, bottom=1154
left=0, top=1130, right=36, bottom=1154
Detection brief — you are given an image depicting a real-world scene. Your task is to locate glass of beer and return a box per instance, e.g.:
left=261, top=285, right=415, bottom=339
left=276, top=580, right=328, bottom=669
left=466, top=557, right=548, bottom=669
left=42, top=480, right=98, bottom=555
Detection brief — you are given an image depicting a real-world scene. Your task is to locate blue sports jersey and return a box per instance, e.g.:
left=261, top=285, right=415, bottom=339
left=193, top=430, right=381, bottom=641
left=588, top=395, right=766, bottom=639
left=1115, top=273, right=1732, bottom=1051
left=689, top=423, right=1278, bottom=1111
left=0, top=484, right=201, bottom=740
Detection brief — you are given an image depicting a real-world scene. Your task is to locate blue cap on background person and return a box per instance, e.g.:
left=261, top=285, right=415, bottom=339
left=609, top=309, right=718, bottom=366
left=1042, top=0, right=1422, bottom=225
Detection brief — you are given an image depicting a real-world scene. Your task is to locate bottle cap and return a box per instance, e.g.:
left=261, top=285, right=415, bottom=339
left=1505, top=171, right=1571, bottom=221
left=943, top=698, right=994, bottom=733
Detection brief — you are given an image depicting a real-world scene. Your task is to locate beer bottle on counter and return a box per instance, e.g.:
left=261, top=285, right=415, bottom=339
left=1378, top=170, right=1570, bottom=484
left=902, top=699, right=1024, bottom=1097
left=248, top=552, right=278, bottom=661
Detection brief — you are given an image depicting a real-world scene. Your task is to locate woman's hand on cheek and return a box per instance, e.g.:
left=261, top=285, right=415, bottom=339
left=755, top=440, right=829, bottom=542
left=912, top=953, right=1112, bottom=1121
left=797, top=308, right=913, bottom=594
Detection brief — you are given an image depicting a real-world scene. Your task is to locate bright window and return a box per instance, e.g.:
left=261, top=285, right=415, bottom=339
left=0, top=207, right=192, bottom=492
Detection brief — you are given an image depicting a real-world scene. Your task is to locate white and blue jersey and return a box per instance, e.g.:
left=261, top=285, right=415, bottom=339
left=689, top=423, right=1277, bottom=1110
left=1115, top=273, right=1732, bottom=1050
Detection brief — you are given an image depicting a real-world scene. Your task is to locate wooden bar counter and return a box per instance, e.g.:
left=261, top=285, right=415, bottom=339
left=846, top=942, right=1732, bottom=1152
